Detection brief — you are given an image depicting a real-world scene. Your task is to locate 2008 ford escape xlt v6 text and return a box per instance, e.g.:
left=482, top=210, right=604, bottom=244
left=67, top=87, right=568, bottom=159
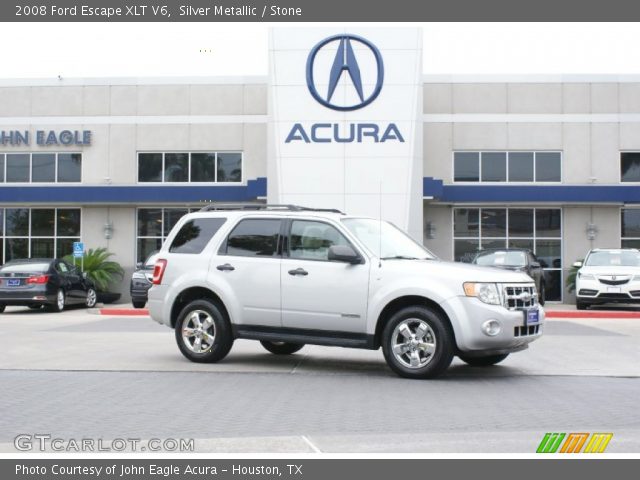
left=148, top=204, right=544, bottom=379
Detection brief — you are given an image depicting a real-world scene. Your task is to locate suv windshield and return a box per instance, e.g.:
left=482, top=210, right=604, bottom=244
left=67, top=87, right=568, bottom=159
left=475, top=251, right=526, bottom=267
left=342, top=218, right=435, bottom=260
left=585, top=250, right=640, bottom=267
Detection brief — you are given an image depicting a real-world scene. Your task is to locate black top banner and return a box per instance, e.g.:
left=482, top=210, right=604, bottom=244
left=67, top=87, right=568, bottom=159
left=4, top=0, right=640, bottom=21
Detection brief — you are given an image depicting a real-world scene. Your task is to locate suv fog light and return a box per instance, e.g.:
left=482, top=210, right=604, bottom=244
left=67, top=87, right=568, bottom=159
left=482, top=319, right=501, bottom=336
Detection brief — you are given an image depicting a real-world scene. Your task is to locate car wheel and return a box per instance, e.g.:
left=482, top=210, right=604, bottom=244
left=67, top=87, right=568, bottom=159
left=175, top=299, right=233, bottom=363
left=132, top=300, right=146, bottom=309
left=458, top=353, right=509, bottom=366
left=45, top=289, right=65, bottom=312
left=28, top=305, right=42, bottom=310
left=576, top=300, right=588, bottom=310
left=0, top=304, right=5, bottom=313
left=381, top=306, right=454, bottom=379
left=538, top=282, right=546, bottom=306
left=85, top=288, right=97, bottom=308
left=260, top=341, right=304, bottom=355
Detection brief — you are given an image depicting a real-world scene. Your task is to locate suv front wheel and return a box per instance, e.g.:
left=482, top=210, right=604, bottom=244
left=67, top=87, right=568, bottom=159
left=381, top=306, right=454, bottom=379
left=175, top=299, right=234, bottom=363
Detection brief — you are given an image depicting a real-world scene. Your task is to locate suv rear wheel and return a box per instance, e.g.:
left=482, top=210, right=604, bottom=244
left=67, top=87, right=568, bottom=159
left=175, top=299, right=233, bottom=363
left=381, top=306, right=454, bottom=379
left=260, top=341, right=304, bottom=355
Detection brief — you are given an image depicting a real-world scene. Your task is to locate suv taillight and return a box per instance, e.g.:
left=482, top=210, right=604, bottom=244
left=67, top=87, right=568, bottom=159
left=152, top=259, right=167, bottom=285
left=26, top=275, right=50, bottom=284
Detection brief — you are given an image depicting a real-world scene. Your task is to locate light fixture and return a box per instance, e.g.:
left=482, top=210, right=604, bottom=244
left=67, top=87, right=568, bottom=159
left=586, top=222, right=598, bottom=240
left=425, top=221, right=436, bottom=239
left=104, top=222, right=113, bottom=239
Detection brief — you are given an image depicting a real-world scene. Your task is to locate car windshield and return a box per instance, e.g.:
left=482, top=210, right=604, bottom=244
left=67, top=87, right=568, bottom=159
left=342, top=218, right=436, bottom=260
left=475, top=251, right=526, bottom=267
left=0, top=263, right=50, bottom=274
left=585, top=250, right=640, bottom=267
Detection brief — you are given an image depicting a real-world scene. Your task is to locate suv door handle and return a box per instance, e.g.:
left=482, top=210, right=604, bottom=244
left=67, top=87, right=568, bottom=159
left=288, top=268, right=308, bottom=276
left=216, top=263, right=235, bottom=272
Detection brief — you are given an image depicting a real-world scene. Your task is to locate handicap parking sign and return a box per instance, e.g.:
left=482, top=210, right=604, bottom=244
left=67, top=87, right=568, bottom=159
left=73, top=241, right=84, bottom=258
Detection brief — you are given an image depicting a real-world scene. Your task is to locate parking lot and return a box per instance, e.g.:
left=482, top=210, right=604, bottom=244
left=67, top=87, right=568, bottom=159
left=1, top=305, right=639, bottom=453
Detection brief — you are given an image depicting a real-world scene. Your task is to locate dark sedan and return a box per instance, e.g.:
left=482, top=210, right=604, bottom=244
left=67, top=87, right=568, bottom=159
left=472, top=248, right=547, bottom=306
left=0, top=258, right=97, bottom=312
left=130, top=251, right=159, bottom=309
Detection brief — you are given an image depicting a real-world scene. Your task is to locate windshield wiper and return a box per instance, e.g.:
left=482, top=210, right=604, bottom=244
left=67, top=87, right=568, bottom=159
left=381, top=255, right=424, bottom=260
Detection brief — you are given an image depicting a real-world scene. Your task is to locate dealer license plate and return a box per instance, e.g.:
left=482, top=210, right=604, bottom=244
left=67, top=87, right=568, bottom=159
left=524, top=308, right=539, bottom=325
left=607, top=287, right=621, bottom=293
left=5, top=279, right=21, bottom=287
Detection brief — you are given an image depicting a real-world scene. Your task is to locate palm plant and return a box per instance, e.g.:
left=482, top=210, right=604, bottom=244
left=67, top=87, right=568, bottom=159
left=63, top=247, right=124, bottom=292
left=565, top=259, right=584, bottom=293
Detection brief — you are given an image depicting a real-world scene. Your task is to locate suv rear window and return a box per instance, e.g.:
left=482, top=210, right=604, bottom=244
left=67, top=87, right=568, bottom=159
left=169, top=218, right=226, bottom=254
left=224, top=219, right=281, bottom=257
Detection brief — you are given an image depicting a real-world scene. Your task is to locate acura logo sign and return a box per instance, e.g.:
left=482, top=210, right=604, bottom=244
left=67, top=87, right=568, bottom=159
left=306, top=34, right=384, bottom=111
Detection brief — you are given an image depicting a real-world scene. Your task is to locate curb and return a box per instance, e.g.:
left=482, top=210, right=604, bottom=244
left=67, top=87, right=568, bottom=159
left=98, top=308, right=149, bottom=316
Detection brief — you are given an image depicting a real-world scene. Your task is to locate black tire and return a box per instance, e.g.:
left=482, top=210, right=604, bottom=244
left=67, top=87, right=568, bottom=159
left=381, top=306, right=454, bottom=379
left=132, top=300, right=146, bottom=309
left=538, top=282, right=546, bottom=306
left=260, top=341, right=304, bottom=355
left=45, top=289, right=65, bottom=312
left=175, top=299, right=233, bottom=363
left=0, top=304, right=5, bottom=313
left=459, top=353, right=509, bottom=366
left=28, top=305, right=42, bottom=310
left=576, top=300, right=588, bottom=310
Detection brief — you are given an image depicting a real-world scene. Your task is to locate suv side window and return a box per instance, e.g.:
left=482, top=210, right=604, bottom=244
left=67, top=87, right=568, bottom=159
left=224, top=219, right=281, bottom=258
left=169, top=218, right=227, bottom=254
left=289, top=220, right=350, bottom=261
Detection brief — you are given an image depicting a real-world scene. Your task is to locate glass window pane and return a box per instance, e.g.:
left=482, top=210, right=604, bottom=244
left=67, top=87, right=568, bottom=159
left=621, top=152, right=640, bottom=182
left=481, top=152, right=506, bottom=182
left=544, top=270, right=562, bottom=302
left=0, top=239, right=3, bottom=264
left=191, top=153, right=216, bottom=182
left=509, top=238, right=534, bottom=251
left=137, top=238, right=163, bottom=264
left=57, top=154, right=81, bottom=182
left=6, top=154, right=30, bottom=182
left=56, top=209, right=81, bottom=236
left=453, top=208, right=479, bottom=237
left=508, top=209, right=534, bottom=238
left=31, top=153, right=56, bottom=182
left=226, top=219, right=281, bottom=257
left=536, top=209, right=561, bottom=237
left=169, top=218, right=227, bottom=254
left=31, top=209, right=55, bottom=236
left=480, top=239, right=506, bottom=251
left=454, top=239, right=479, bottom=263
left=164, top=153, right=189, bottom=182
left=535, top=152, right=561, bottom=182
left=5, top=208, right=29, bottom=236
left=138, top=153, right=163, bottom=182
left=453, top=152, right=479, bottom=182
left=217, top=153, right=242, bottom=182
left=481, top=208, right=506, bottom=237
left=163, top=209, right=189, bottom=237
left=0, top=209, right=3, bottom=236
left=622, top=239, right=640, bottom=249
left=0, top=154, right=5, bottom=182
left=289, top=221, right=350, bottom=261
left=56, top=238, right=80, bottom=258
left=5, top=238, right=28, bottom=262
left=31, top=238, right=54, bottom=258
left=536, top=240, right=562, bottom=269
left=622, top=209, right=640, bottom=238
left=508, top=152, right=534, bottom=182
left=137, top=209, right=163, bottom=237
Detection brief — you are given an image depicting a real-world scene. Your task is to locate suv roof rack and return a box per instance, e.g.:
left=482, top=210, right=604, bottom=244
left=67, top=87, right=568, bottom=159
left=198, top=203, right=345, bottom=214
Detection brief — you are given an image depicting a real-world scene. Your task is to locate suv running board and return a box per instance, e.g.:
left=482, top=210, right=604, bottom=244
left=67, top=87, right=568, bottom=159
left=233, top=325, right=377, bottom=350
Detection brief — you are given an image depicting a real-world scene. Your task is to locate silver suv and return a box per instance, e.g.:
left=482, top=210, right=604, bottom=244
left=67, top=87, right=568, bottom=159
left=148, top=204, right=544, bottom=379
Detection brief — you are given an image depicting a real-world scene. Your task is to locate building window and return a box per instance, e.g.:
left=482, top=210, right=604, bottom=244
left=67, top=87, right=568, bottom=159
left=621, top=152, right=640, bottom=182
left=453, top=151, right=561, bottom=183
left=621, top=208, right=640, bottom=248
left=136, top=207, right=201, bottom=262
left=137, top=152, right=243, bottom=183
left=0, top=153, right=81, bottom=183
left=0, top=208, right=81, bottom=264
left=453, top=207, right=563, bottom=301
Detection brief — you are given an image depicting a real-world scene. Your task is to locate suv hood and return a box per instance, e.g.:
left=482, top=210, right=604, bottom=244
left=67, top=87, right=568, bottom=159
left=580, top=265, right=640, bottom=275
left=381, top=259, right=533, bottom=283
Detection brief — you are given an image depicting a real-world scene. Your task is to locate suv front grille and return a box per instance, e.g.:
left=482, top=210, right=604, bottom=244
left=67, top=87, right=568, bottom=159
left=599, top=278, right=630, bottom=286
left=503, top=284, right=538, bottom=310
left=514, top=325, right=540, bottom=337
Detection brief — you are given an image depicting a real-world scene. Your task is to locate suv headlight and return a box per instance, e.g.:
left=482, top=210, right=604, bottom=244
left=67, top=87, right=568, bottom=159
left=463, top=282, right=501, bottom=305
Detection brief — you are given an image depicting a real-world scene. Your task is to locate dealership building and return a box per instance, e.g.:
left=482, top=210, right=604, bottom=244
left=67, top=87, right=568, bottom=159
left=1, top=27, right=640, bottom=303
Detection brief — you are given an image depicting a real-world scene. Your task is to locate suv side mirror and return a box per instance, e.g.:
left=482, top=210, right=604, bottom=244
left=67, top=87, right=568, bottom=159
left=328, top=245, right=362, bottom=265
left=573, top=261, right=583, bottom=268
left=530, top=261, right=541, bottom=269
